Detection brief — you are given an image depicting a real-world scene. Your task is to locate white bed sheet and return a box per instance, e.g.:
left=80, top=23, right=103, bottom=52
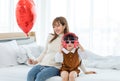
left=47, top=68, right=120, bottom=81
left=0, top=65, right=120, bottom=81
left=0, top=65, right=31, bottom=81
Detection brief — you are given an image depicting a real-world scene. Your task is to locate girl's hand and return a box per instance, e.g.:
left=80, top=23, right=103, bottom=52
left=85, top=71, right=96, bottom=74
left=28, top=58, right=38, bottom=65
left=78, top=43, right=84, bottom=52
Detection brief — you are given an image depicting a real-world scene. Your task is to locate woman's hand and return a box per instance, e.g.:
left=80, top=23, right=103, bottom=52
left=85, top=71, right=96, bottom=74
left=28, top=58, right=38, bottom=65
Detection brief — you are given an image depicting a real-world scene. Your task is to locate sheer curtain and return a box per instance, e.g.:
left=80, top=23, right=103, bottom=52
left=43, top=0, right=120, bottom=56
left=0, top=0, right=120, bottom=56
left=0, top=0, right=12, bottom=32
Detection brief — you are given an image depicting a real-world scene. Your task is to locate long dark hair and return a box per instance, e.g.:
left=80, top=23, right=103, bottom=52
left=50, top=16, right=69, bottom=43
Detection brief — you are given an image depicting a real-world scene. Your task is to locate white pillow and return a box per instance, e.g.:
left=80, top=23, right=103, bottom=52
left=22, top=42, right=42, bottom=58
left=0, top=40, right=19, bottom=67
left=17, top=42, right=42, bottom=64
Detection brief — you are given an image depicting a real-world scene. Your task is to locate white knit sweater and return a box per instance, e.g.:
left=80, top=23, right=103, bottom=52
left=37, top=33, right=63, bottom=69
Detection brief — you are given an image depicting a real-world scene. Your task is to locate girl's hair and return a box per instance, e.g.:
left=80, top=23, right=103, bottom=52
left=62, top=32, right=79, bottom=48
left=63, top=32, right=78, bottom=41
left=50, top=16, right=69, bottom=43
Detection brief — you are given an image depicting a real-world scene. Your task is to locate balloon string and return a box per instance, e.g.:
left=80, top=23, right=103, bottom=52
left=26, top=33, right=29, bottom=37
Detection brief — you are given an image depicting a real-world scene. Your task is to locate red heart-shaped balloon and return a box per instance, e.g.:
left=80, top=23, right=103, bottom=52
left=16, top=0, right=36, bottom=36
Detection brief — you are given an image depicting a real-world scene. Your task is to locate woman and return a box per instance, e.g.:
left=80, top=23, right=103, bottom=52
left=27, top=16, right=70, bottom=81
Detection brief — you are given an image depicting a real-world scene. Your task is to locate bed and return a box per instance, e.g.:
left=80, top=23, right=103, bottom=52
left=0, top=32, right=120, bottom=81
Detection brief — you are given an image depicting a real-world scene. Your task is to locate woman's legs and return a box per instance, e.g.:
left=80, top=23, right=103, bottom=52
left=35, top=66, right=59, bottom=81
left=27, top=65, right=59, bottom=81
left=27, top=65, right=45, bottom=81
left=61, top=71, right=69, bottom=81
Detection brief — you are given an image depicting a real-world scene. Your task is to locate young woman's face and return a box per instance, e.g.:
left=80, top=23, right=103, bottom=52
left=53, top=23, right=65, bottom=35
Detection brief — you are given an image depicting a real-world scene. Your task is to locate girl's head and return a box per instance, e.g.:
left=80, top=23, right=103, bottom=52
left=50, top=16, right=69, bottom=43
left=62, top=32, right=79, bottom=50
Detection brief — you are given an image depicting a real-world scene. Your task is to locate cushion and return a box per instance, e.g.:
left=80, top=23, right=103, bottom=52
left=22, top=42, right=42, bottom=58
left=17, top=42, right=43, bottom=64
left=0, top=40, right=19, bottom=67
left=82, top=50, right=120, bottom=70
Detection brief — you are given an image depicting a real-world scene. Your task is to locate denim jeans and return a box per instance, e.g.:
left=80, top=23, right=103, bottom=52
left=27, top=65, right=60, bottom=81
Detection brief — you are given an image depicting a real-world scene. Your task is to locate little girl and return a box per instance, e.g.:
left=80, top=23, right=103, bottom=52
left=55, top=32, right=96, bottom=81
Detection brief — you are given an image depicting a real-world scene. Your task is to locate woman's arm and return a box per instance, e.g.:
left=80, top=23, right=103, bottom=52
left=79, top=62, right=87, bottom=73
left=78, top=49, right=96, bottom=74
left=29, top=34, right=53, bottom=65
left=80, top=62, right=96, bottom=74
left=36, top=34, right=52, bottom=62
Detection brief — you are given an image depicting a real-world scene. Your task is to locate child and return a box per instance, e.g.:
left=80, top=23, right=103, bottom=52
left=55, top=32, right=96, bottom=81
